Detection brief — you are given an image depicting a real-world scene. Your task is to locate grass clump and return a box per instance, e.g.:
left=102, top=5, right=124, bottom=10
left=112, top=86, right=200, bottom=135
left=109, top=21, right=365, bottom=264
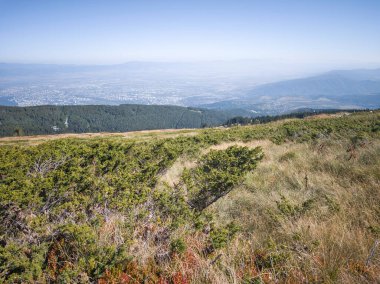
left=278, top=151, right=296, bottom=162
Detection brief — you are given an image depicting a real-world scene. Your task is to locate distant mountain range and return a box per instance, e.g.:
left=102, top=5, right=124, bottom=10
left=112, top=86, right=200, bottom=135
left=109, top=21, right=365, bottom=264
left=201, top=68, right=380, bottom=114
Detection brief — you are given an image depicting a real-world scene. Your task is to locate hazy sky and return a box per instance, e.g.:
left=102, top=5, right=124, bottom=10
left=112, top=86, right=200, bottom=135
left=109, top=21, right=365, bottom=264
left=1, top=0, right=380, bottom=66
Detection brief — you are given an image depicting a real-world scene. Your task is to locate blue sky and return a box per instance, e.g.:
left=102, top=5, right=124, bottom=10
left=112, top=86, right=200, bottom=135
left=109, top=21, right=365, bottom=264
left=1, top=0, right=380, bottom=66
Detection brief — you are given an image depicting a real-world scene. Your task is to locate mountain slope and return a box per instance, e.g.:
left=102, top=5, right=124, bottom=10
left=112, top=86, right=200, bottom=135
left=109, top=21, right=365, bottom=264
left=244, top=69, right=380, bottom=98
left=0, top=104, right=245, bottom=137
left=0, top=111, right=379, bottom=283
left=202, top=68, right=380, bottom=114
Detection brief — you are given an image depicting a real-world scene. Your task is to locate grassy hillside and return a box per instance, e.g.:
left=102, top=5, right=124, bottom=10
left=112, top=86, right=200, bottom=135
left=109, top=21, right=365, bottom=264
left=0, top=104, right=244, bottom=137
left=0, top=111, right=379, bottom=283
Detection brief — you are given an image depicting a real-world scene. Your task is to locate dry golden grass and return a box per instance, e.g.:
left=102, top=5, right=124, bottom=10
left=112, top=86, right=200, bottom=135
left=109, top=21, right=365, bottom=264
left=157, top=157, right=197, bottom=188
left=0, top=128, right=199, bottom=145
left=143, top=134, right=380, bottom=283
left=205, top=137, right=380, bottom=283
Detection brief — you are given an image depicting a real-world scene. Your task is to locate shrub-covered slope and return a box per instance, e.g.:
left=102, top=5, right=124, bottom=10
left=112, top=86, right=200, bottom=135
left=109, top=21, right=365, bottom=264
left=0, top=111, right=379, bottom=283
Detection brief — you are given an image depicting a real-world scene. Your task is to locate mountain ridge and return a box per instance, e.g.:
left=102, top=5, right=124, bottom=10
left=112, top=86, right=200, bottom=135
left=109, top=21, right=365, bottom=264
left=201, top=68, right=380, bottom=113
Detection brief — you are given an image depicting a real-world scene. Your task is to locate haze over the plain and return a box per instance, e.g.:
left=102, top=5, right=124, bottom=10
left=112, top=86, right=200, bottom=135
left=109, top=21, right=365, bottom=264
left=0, top=0, right=380, bottom=112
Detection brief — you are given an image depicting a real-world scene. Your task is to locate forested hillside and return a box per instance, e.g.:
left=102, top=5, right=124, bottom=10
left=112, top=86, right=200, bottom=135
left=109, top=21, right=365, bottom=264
left=0, top=104, right=242, bottom=137
left=1, top=111, right=379, bottom=283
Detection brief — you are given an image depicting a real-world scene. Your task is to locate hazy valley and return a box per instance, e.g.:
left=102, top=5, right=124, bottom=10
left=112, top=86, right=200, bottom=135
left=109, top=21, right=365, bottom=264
left=1, top=63, right=379, bottom=116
